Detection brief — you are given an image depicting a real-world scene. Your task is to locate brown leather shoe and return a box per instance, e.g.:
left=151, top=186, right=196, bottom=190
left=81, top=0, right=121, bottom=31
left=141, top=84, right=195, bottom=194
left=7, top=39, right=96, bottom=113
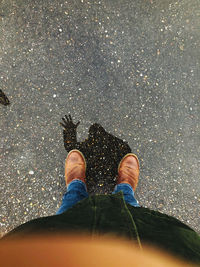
left=117, top=153, right=140, bottom=191
left=65, top=149, right=87, bottom=186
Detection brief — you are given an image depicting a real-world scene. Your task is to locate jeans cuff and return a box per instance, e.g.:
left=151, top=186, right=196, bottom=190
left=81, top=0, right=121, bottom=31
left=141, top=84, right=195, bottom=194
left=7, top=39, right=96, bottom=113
left=113, top=183, right=134, bottom=193
left=67, top=179, right=87, bottom=192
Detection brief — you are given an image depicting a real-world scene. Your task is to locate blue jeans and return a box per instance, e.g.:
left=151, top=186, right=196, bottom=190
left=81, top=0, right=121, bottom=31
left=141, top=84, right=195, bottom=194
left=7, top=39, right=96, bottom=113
left=56, top=179, right=140, bottom=215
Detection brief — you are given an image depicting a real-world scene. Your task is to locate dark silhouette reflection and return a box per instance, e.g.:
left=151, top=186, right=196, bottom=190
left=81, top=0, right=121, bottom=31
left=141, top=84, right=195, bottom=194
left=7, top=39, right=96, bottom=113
left=0, top=90, right=10, bottom=106
left=60, top=114, right=132, bottom=194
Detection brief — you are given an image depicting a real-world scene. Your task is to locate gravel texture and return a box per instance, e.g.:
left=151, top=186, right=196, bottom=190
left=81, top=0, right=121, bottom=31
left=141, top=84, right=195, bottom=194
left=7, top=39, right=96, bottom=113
left=0, top=0, right=200, bottom=237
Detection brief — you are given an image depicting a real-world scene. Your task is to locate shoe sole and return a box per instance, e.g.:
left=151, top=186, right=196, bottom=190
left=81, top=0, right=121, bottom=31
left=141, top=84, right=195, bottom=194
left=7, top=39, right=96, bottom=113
left=66, top=149, right=87, bottom=171
left=117, top=153, right=140, bottom=173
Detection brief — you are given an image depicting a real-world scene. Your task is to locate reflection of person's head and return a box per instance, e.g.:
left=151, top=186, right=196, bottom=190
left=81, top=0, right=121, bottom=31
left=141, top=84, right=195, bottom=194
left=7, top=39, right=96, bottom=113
left=89, top=123, right=105, bottom=137
left=0, top=234, right=193, bottom=267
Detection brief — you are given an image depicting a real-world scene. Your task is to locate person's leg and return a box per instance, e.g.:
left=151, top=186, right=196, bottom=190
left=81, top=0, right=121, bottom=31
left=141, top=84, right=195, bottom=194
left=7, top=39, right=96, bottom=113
left=56, top=179, right=89, bottom=215
left=56, top=147, right=88, bottom=215
left=115, top=153, right=140, bottom=207
left=112, top=183, right=140, bottom=207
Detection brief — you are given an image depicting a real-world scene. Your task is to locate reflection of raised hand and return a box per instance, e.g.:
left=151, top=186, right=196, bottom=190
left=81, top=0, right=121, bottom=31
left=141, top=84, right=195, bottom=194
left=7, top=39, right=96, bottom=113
left=60, top=114, right=80, bottom=150
left=60, top=114, right=80, bottom=131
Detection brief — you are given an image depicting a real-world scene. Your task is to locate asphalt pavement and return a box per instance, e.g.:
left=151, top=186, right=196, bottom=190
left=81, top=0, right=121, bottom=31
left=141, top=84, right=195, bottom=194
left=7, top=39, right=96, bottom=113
left=0, top=0, right=200, bottom=236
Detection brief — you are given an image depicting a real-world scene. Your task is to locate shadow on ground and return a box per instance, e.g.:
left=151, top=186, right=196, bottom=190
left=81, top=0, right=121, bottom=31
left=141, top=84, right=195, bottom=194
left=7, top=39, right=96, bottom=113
left=61, top=114, right=131, bottom=194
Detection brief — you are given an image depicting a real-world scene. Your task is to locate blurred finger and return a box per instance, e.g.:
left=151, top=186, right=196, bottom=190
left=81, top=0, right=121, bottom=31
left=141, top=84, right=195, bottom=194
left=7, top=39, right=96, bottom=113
left=60, top=122, right=66, bottom=128
left=62, top=118, right=67, bottom=124
left=65, top=115, right=70, bottom=122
